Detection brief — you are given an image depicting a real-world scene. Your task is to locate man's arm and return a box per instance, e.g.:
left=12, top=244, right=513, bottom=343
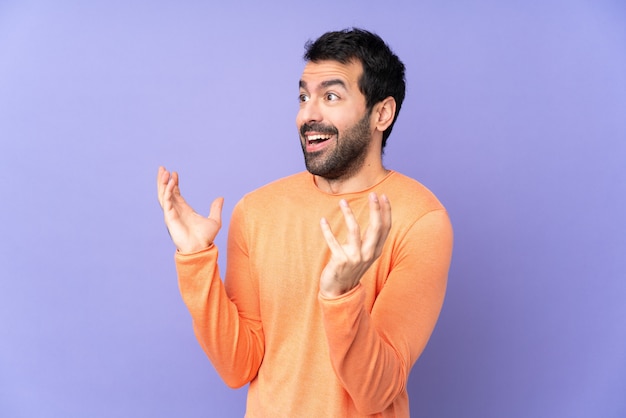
left=157, top=167, right=264, bottom=387
left=175, top=237, right=264, bottom=388
left=319, top=208, right=453, bottom=414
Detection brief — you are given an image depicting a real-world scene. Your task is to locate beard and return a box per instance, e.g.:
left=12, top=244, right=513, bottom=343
left=300, top=111, right=372, bottom=180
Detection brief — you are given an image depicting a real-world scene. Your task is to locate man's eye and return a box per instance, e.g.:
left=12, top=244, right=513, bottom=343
left=299, top=94, right=309, bottom=103
left=325, top=93, right=339, bottom=101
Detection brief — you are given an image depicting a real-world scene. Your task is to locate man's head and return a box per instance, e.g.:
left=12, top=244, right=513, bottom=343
left=303, top=28, right=406, bottom=149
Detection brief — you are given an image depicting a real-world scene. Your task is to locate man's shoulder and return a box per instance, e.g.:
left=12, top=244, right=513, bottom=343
left=386, top=171, right=444, bottom=205
left=383, top=171, right=447, bottom=221
left=239, top=172, right=311, bottom=206
left=253, top=171, right=309, bottom=193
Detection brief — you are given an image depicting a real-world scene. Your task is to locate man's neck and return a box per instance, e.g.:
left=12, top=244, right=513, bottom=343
left=314, top=162, right=389, bottom=194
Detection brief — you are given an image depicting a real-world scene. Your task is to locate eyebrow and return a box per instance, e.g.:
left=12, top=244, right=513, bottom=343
left=299, top=79, right=347, bottom=90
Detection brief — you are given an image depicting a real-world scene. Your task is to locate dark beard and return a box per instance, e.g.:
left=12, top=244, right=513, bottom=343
left=300, top=112, right=372, bottom=180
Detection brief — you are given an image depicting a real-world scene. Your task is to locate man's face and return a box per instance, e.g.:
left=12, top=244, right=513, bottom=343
left=297, top=60, right=373, bottom=180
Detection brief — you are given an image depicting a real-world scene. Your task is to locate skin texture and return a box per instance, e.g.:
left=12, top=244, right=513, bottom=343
left=299, top=111, right=371, bottom=181
left=296, top=60, right=396, bottom=194
left=158, top=59, right=399, bottom=297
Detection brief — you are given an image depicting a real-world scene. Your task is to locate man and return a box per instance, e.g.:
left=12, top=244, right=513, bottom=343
left=157, top=28, right=453, bottom=417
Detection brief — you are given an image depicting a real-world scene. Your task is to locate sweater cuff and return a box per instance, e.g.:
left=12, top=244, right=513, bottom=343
left=174, top=244, right=216, bottom=263
left=174, top=245, right=219, bottom=292
left=318, top=284, right=366, bottom=360
left=318, top=282, right=364, bottom=304
left=175, top=244, right=221, bottom=315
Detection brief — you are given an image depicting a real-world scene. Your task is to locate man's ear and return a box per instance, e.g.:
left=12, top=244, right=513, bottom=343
left=372, top=96, right=397, bottom=133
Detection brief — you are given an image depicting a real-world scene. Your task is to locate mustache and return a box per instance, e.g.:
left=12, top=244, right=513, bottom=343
left=300, top=123, right=338, bottom=137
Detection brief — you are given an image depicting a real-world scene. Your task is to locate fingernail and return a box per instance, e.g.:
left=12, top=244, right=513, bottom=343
left=340, top=199, right=348, bottom=207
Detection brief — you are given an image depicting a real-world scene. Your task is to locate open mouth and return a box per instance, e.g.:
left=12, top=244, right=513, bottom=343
left=307, top=134, right=333, bottom=146
left=305, top=133, right=335, bottom=152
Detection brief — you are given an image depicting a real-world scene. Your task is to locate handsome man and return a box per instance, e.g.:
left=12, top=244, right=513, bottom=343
left=157, top=28, right=453, bottom=417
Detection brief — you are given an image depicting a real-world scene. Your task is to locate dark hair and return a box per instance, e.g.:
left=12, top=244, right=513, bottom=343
left=303, top=28, right=406, bottom=149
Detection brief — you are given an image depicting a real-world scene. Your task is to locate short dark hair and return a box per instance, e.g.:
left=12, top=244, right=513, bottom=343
left=303, top=28, right=406, bottom=149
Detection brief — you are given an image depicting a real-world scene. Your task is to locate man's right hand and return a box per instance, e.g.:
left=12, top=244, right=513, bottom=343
left=157, top=166, right=224, bottom=253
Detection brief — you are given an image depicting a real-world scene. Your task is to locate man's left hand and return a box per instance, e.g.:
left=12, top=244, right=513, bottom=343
left=319, top=193, right=392, bottom=298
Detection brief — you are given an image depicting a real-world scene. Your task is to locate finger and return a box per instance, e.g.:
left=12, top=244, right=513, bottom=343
left=362, top=193, right=383, bottom=256
left=338, top=199, right=361, bottom=247
left=370, top=193, right=391, bottom=235
left=208, top=197, right=224, bottom=226
left=320, top=217, right=344, bottom=255
left=162, top=171, right=179, bottom=212
left=171, top=171, right=180, bottom=194
left=380, top=194, right=392, bottom=234
left=371, top=194, right=392, bottom=257
left=157, top=166, right=170, bottom=208
left=362, top=193, right=392, bottom=258
left=367, top=192, right=382, bottom=231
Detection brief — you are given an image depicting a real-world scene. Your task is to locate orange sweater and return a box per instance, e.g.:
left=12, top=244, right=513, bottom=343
left=175, top=171, right=453, bottom=417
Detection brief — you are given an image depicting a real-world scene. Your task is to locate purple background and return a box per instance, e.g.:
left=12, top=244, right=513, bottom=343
left=1, top=1, right=625, bottom=417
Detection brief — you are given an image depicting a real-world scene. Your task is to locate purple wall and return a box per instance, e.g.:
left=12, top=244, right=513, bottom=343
left=1, top=1, right=624, bottom=417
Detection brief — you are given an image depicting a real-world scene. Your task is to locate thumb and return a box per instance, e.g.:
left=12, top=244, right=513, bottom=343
left=208, top=197, right=224, bottom=226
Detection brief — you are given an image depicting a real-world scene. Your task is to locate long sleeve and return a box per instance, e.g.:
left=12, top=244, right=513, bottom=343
left=319, top=209, right=453, bottom=415
left=175, top=200, right=264, bottom=388
left=172, top=171, right=452, bottom=416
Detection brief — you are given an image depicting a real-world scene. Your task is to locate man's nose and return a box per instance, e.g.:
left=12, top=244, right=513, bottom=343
left=298, top=99, right=322, bottom=124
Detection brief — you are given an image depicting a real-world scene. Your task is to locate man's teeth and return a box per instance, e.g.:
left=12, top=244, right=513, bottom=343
left=308, top=134, right=332, bottom=143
